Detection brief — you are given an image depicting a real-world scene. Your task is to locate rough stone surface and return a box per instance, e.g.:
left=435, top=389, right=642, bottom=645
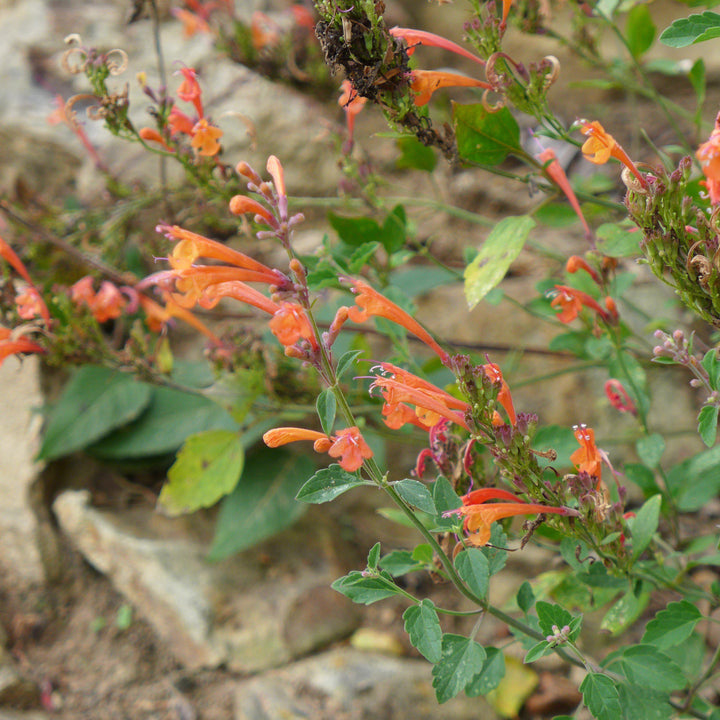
left=0, top=356, right=45, bottom=588
left=233, top=647, right=499, bottom=720
left=0, top=0, right=340, bottom=202
left=53, top=490, right=361, bottom=671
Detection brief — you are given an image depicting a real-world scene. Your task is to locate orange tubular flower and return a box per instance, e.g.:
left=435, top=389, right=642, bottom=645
left=566, top=255, right=601, bottom=284
left=162, top=225, right=281, bottom=279
left=389, top=27, right=485, bottom=65
left=91, top=281, right=126, bottom=323
left=0, top=327, right=45, bottom=368
left=537, top=149, right=591, bottom=239
left=550, top=285, right=614, bottom=324
left=483, top=362, right=516, bottom=425
left=371, top=367, right=470, bottom=431
left=579, top=120, right=647, bottom=190
left=139, top=127, right=173, bottom=152
left=338, top=80, right=367, bottom=148
left=191, top=118, right=223, bottom=157
left=451, top=487, right=573, bottom=547
left=268, top=302, right=317, bottom=348
left=229, top=195, right=277, bottom=226
left=263, top=425, right=373, bottom=472
left=570, top=424, right=602, bottom=480
left=191, top=280, right=280, bottom=315
left=327, top=427, right=374, bottom=472
left=696, top=113, right=720, bottom=204
left=176, top=67, right=203, bottom=117
left=501, top=0, right=513, bottom=27
left=172, top=8, right=210, bottom=37
left=168, top=106, right=195, bottom=136
left=409, top=70, right=492, bottom=107
left=348, top=280, right=448, bottom=363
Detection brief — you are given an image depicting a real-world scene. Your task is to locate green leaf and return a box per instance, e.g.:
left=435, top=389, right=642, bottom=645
left=328, top=212, right=382, bottom=247
left=524, top=640, right=554, bottom=663
left=464, top=216, right=535, bottom=308
left=379, top=550, right=424, bottom=576
left=535, top=601, right=574, bottom=638
left=624, top=463, right=661, bottom=497
left=38, top=366, right=152, bottom=460
left=455, top=548, right=490, bottom=599
left=659, top=11, right=720, bottom=47
left=617, top=683, right=673, bottom=720
left=380, top=205, right=408, bottom=254
left=207, top=449, right=313, bottom=559
left=367, top=542, right=381, bottom=570
left=595, top=223, right=640, bottom=258
left=347, top=242, right=380, bottom=273
left=412, top=544, right=434, bottom=564
left=703, top=349, right=720, bottom=389
left=628, top=494, right=661, bottom=560
left=626, top=4, right=656, bottom=56
left=431, top=476, right=462, bottom=529
left=336, top=349, right=365, bottom=379
left=698, top=405, right=719, bottom=447
left=394, top=479, right=437, bottom=514
left=331, top=569, right=401, bottom=605
left=396, top=136, right=437, bottom=172
left=158, top=430, right=244, bottom=516
left=663, top=632, right=705, bottom=683
left=605, top=645, right=686, bottom=691
left=641, top=600, right=702, bottom=649
left=517, top=581, right=536, bottom=613
left=316, top=389, right=336, bottom=436
left=432, top=634, right=487, bottom=703
left=483, top=524, right=508, bottom=575
left=601, top=587, right=650, bottom=635
left=666, top=444, right=720, bottom=510
left=580, top=673, right=623, bottom=720
left=88, top=386, right=237, bottom=459
left=466, top=647, right=505, bottom=696
left=689, top=59, right=706, bottom=107
left=636, top=434, right=665, bottom=468
left=296, top=464, right=369, bottom=503
left=453, top=104, right=522, bottom=166
left=403, top=600, right=443, bottom=663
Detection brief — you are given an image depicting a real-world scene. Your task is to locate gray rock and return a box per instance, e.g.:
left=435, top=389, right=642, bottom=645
left=53, top=490, right=360, bottom=671
left=0, top=356, right=45, bottom=589
left=234, top=646, right=499, bottom=720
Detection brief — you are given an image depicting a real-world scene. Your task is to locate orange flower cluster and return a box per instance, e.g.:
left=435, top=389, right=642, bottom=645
left=151, top=223, right=317, bottom=350
left=0, top=236, right=51, bottom=326
left=389, top=26, right=490, bottom=107
left=71, top=276, right=129, bottom=323
left=447, top=487, right=573, bottom=547
left=371, top=362, right=470, bottom=431
left=140, top=67, right=223, bottom=157
left=263, top=426, right=373, bottom=472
